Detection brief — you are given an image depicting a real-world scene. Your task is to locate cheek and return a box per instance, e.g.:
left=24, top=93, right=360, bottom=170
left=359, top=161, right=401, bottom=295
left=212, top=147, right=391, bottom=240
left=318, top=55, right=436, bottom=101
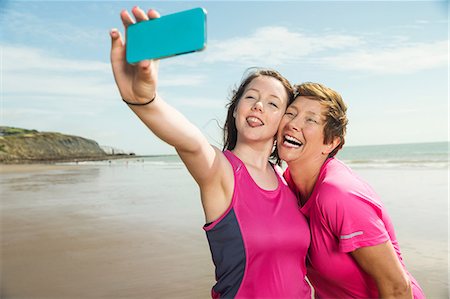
left=271, top=114, right=284, bottom=129
left=276, top=130, right=285, bottom=143
left=278, top=117, right=288, bottom=130
left=304, top=127, right=324, bottom=142
left=234, top=100, right=247, bottom=112
left=233, top=103, right=246, bottom=119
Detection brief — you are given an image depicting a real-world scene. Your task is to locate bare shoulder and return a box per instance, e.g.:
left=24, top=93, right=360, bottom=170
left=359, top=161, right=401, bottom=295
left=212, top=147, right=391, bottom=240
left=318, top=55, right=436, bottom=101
left=200, top=147, right=235, bottom=223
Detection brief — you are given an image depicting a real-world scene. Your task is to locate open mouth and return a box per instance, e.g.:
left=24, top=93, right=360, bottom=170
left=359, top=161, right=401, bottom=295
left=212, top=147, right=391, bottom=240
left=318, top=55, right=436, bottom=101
left=246, top=116, right=264, bottom=127
left=283, top=135, right=303, bottom=148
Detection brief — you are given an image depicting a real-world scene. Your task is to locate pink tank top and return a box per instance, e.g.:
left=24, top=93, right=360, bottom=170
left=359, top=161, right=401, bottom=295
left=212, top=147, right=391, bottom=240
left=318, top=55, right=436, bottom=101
left=204, top=150, right=311, bottom=298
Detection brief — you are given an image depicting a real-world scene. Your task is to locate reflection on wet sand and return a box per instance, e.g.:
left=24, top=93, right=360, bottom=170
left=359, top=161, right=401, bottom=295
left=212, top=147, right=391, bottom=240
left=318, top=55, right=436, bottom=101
left=1, top=164, right=213, bottom=299
left=1, top=164, right=448, bottom=298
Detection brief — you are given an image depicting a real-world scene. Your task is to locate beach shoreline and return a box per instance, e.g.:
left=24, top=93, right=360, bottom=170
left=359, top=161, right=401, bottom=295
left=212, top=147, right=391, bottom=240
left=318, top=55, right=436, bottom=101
left=0, top=154, right=143, bottom=166
left=1, top=162, right=448, bottom=298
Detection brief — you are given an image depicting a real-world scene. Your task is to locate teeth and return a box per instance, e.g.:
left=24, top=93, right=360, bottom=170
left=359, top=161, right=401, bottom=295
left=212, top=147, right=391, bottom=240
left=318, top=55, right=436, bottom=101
left=284, top=135, right=302, bottom=147
left=285, top=135, right=302, bottom=144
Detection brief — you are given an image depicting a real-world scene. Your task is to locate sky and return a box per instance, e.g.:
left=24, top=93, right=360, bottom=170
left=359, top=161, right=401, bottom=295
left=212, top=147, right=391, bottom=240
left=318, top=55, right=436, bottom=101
left=1, top=1, right=448, bottom=155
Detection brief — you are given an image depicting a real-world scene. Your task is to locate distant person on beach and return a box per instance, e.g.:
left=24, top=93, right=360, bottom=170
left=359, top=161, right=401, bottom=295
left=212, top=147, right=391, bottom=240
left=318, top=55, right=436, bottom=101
left=278, top=82, right=425, bottom=298
left=109, top=7, right=311, bottom=298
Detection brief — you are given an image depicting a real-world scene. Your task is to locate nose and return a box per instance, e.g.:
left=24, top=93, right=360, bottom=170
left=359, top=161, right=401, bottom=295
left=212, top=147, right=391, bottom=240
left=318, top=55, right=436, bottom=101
left=252, top=101, right=264, bottom=112
left=286, top=117, right=300, bottom=132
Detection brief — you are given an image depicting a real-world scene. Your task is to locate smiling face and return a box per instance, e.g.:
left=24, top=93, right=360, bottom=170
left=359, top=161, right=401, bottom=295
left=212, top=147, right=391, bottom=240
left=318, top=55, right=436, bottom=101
left=234, top=75, right=289, bottom=145
left=277, top=96, right=337, bottom=165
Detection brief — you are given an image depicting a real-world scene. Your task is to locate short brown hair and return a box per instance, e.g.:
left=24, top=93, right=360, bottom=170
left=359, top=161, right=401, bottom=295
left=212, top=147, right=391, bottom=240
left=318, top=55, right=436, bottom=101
left=294, top=82, right=348, bottom=157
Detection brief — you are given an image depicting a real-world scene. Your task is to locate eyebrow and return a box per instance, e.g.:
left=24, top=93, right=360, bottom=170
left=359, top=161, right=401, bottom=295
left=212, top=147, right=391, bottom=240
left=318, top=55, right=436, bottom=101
left=246, top=88, right=282, bottom=101
left=305, top=111, right=320, bottom=116
left=288, top=106, right=320, bottom=116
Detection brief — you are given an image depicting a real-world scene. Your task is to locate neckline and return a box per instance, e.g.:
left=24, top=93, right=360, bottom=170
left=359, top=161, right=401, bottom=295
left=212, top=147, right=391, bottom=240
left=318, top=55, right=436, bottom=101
left=226, top=150, right=281, bottom=193
left=300, top=157, right=334, bottom=211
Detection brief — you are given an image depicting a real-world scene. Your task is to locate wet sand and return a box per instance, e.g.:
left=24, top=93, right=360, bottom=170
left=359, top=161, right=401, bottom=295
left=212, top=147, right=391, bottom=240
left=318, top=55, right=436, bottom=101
left=1, top=163, right=448, bottom=298
left=354, top=168, right=448, bottom=299
left=1, top=163, right=214, bottom=299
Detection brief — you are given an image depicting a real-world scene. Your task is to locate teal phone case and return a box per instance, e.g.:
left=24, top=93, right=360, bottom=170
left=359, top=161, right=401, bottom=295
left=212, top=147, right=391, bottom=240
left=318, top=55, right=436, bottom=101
left=126, top=8, right=207, bottom=64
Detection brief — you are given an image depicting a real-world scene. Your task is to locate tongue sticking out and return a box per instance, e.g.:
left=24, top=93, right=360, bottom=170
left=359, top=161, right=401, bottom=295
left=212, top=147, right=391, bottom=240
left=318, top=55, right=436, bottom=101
left=247, top=117, right=263, bottom=127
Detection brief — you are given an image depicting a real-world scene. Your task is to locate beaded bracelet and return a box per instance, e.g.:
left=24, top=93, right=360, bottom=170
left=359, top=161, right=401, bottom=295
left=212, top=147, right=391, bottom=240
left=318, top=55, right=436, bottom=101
left=122, top=94, right=156, bottom=106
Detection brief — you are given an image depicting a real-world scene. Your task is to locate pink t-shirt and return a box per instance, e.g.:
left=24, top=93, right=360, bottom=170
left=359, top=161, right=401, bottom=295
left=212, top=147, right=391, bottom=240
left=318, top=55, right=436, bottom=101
left=285, top=158, right=425, bottom=299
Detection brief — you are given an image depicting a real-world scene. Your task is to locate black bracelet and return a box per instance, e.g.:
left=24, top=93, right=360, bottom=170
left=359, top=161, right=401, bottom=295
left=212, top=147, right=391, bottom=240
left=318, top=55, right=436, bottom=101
left=122, top=94, right=156, bottom=106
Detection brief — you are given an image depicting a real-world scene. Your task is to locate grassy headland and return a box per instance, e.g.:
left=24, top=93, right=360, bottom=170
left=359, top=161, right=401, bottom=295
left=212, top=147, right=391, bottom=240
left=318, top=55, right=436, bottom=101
left=0, top=126, right=131, bottom=164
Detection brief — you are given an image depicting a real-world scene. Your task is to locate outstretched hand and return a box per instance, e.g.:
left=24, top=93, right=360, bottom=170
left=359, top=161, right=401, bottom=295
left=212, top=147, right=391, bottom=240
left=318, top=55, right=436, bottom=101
left=110, top=7, right=161, bottom=104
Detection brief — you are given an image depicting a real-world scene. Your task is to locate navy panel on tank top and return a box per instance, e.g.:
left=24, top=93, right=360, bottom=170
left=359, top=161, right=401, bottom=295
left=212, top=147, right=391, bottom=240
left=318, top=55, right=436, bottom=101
left=205, top=209, right=245, bottom=298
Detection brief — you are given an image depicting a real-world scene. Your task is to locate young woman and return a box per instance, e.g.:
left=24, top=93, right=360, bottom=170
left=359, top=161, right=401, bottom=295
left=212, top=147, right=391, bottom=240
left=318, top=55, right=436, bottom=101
left=109, top=7, right=311, bottom=298
left=278, top=82, right=425, bottom=298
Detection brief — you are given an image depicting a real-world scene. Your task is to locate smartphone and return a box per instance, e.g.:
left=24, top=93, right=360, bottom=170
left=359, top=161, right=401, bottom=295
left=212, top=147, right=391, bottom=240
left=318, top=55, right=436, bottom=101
left=126, top=7, right=207, bottom=64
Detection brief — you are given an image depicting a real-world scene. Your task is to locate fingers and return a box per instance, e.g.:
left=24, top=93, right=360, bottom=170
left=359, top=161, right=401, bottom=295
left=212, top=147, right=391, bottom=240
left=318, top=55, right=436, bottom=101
left=136, top=59, right=159, bottom=98
left=110, top=28, right=123, bottom=51
left=120, top=7, right=159, bottom=28
left=109, top=28, right=124, bottom=62
left=120, top=9, right=134, bottom=29
left=137, top=60, right=151, bottom=79
left=114, top=7, right=160, bottom=69
left=110, top=28, right=126, bottom=72
left=147, top=9, right=161, bottom=20
left=132, top=6, right=149, bottom=22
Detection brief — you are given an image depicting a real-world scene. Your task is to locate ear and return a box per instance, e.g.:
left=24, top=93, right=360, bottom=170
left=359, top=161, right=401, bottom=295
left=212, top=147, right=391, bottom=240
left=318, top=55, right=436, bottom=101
left=323, top=137, right=341, bottom=155
left=233, top=109, right=237, bottom=118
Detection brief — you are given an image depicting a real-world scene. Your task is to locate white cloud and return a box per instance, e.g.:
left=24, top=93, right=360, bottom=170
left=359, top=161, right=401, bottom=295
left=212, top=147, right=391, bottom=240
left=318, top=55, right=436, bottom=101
left=197, top=26, right=447, bottom=74
left=175, top=97, right=226, bottom=109
left=1, top=9, right=106, bottom=48
left=2, top=44, right=117, bottom=105
left=1, top=107, right=56, bottom=119
left=322, top=40, right=448, bottom=74
left=1, top=43, right=214, bottom=152
left=2, top=44, right=208, bottom=104
left=158, top=74, right=208, bottom=88
left=2, top=45, right=110, bottom=73
left=203, top=26, right=363, bottom=65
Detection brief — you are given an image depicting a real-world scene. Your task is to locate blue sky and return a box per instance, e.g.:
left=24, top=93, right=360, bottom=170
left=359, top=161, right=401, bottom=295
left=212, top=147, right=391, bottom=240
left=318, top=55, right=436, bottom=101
left=1, top=1, right=448, bottom=155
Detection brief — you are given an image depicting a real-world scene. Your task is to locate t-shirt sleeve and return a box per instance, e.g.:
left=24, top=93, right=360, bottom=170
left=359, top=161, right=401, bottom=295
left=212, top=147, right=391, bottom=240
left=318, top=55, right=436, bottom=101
left=317, top=184, right=390, bottom=253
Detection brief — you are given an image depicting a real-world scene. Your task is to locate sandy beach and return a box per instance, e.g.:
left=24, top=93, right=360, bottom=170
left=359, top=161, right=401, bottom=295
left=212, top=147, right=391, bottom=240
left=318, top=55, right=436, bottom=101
left=1, top=163, right=214, bottom=299
left=1, top=161, right=448, bottom=298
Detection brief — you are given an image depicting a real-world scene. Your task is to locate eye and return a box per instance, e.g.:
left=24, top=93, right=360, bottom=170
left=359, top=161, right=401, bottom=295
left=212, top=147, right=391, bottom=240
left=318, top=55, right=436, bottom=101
left=307, top=118, right=318, bottom=124
left=284, top=111, right=295, bottom=118
left=269, top=102, right=279, bottom=108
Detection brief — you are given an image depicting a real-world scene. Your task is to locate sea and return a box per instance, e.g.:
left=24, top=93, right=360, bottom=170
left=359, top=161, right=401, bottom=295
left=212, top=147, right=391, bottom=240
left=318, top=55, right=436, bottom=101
left=336, top=141, right=449, bottom=169
left=73, top=141, right=449, bottom=169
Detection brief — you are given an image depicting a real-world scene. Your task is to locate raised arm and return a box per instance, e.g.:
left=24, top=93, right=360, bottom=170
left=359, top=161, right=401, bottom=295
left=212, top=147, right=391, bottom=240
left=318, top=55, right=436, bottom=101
left=351, top=241, right=413, bottom=299
left=109, top=7, right=233, bottom=221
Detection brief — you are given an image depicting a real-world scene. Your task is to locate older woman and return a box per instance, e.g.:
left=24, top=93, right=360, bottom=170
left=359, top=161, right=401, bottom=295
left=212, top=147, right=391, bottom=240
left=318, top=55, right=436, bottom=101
left=277, top=82, right=425, bottom=298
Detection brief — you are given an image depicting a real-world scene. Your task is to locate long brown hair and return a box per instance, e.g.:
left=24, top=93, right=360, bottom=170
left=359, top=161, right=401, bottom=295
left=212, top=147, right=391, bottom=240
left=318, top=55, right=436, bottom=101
left=223, top=68, right=294, bottom=164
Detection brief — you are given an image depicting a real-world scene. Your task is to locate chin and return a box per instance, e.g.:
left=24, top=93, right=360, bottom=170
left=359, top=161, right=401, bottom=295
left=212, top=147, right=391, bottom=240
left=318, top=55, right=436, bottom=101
left=279, top=146, right=301, bottom=162
left=277, top=149, right=290, bottom=162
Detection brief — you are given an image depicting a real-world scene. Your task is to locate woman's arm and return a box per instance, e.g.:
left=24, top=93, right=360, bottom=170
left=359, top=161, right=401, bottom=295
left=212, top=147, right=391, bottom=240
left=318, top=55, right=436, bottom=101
left=351, top=241, right=413, bottom=299
left=109, top=7, right=232, bottom=221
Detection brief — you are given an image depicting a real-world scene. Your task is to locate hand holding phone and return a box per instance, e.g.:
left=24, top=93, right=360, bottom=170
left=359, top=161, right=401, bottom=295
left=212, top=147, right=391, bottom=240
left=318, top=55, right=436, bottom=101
left=126, top=8, right=207, bottom=64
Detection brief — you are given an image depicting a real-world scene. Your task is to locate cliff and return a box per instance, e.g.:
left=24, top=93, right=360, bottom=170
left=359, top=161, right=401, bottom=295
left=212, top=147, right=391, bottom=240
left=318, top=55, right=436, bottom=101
left=0, top=126, right=110, bottom=163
